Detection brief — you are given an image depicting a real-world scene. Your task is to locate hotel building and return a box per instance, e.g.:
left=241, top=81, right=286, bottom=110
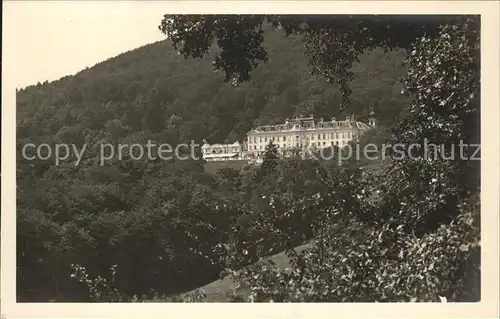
left=244, top=112, right=376, bottom=159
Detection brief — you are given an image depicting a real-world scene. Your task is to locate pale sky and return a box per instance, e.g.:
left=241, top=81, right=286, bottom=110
left=6, top=1, right=171, bottom=89
left=4, top=1, right=491, bottom=90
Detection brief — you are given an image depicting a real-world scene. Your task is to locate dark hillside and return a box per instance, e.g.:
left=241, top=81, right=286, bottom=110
left=17, top=28, right=409, bottom=145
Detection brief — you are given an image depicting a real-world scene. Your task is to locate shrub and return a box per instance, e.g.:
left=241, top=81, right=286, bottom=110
left=235, top=192, right=479, bottom=302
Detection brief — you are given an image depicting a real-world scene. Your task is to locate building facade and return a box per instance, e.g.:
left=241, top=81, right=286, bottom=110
left=244, top=114, right=376, bottom=159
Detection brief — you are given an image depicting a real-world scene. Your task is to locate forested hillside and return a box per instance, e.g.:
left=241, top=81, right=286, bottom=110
left=17, top=27, right=408, bottom=145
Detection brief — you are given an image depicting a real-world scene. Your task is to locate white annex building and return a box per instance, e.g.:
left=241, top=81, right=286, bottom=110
left=201, top=141, right=243, bottom=161
left=201, top=112, right=376, bottom=162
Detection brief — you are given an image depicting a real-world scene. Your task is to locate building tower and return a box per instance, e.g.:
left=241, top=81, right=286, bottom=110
left=368, top=109, right=377, bottom=128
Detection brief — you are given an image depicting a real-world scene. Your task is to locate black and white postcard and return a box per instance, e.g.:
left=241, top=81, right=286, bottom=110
left=2, top=1, right=499, bottom=319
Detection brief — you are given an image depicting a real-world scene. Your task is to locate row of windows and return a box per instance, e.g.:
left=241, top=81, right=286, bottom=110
left=250, top=140, right=349, bottom=151
left=203, top=148, right=240, bottom=154
left=248, top=132, right=355, bottom=144
left=311, top=141, right=348, bottom=147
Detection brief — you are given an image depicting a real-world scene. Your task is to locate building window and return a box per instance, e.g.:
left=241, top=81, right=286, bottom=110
left=260, top=145, right=263, bottom=150
left=336, top=132, right=339, bottom=139
left=260, top=137, right=262, bottom=143
left=296, top=136, right=299, bottom=140
left=283, top=136, right=286, bottom=141
left=331, top=133, right=334, bottom=138
left=323, top=134, right=326, bottom=139
left=331, top=141, right=334, bottom=146
left=312, top=142, right=316, bottom=147
left=336, top=141, right=339, bottom=146
left=348, top=132, right=351, bottom=138
left=265, top=137, right=268, bottom=142
left=254, top=145, right=256, bottom=150
left=323, top=142, right=326, bottom=146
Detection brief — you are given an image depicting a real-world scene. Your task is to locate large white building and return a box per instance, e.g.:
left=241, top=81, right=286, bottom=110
left=243, top=113, right=376, bottom=159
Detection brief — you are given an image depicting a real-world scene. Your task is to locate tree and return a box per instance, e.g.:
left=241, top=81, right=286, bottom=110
left=217, top=167, right=242, bottom=189
left=159, top=15, right=455, bottom=108
left=254, top=141, right=279, bottom=182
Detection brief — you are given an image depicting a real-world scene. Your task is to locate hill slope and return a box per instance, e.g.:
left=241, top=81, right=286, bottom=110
left=187, top=244, right=311, bottom=302
left=17, top=28, right=409, bottom=146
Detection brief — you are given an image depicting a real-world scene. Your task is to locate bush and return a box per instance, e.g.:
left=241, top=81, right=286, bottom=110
left=235, top=192, right=479, bottom=302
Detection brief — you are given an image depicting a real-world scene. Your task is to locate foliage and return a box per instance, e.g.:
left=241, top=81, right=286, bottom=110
left=69, top=264, right=208, bottom=302
left=372, top=17, right=480, bottom=235
left=159, top=15, right=450, bottom=108
left=70, top=264, right=123, bottom=302
left=160, top=14, right=480, bottom=302
left=253, top=141, right=279, bottom=182
left=235, top=192, right=479, bottom=302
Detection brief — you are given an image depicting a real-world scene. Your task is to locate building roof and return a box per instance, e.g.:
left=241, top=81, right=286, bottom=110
left=203, top=152, right=239, bottom=159
left=201, top=141, right=241, bottom=149
left=248, top=117, right=369, bottom=134
left=354, top=122, right=370, bottom=130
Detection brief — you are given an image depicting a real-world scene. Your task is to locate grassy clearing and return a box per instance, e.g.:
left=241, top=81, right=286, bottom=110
left=203, top=160, right=251, bottom=175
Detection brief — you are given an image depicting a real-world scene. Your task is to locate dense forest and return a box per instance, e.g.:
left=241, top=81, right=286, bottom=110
left=16, top=16, right=480, bottom=303
left=17, top=26, right=408, bottom=144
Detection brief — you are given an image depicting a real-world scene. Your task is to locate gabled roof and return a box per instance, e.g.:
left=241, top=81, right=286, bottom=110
left=248, top=117, right=370, bottom=134
left=201, top=141, right=241, bottom=149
